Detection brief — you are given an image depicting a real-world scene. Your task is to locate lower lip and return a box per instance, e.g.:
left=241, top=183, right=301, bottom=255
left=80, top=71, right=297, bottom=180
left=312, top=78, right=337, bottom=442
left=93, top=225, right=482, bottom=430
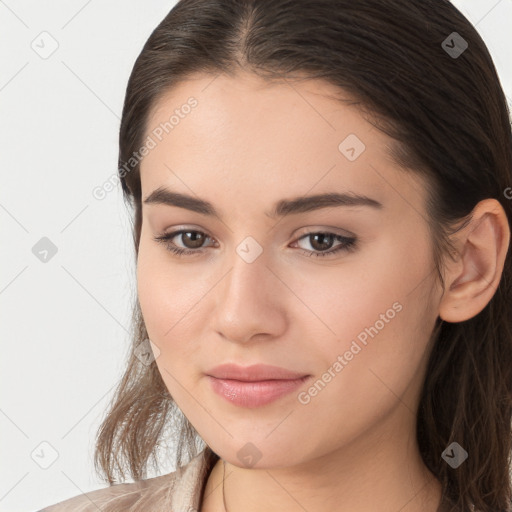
left=207, top=375, right=311, bottom=407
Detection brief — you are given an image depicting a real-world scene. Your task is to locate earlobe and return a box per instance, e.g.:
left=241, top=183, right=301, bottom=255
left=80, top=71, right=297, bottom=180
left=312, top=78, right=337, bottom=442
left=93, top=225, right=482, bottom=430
left=438, top=199, right=510, bottom=323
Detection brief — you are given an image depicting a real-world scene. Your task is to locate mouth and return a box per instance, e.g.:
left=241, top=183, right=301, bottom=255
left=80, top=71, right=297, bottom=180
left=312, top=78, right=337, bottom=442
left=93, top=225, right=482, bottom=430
left=206, top=363, right=310, bottom=381
left=205, top=363, right=311, bottom=408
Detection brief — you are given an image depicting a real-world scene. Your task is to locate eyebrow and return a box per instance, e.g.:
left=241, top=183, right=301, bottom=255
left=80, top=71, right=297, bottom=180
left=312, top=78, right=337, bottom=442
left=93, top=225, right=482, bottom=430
left=142, top=186, right=383, bottom=220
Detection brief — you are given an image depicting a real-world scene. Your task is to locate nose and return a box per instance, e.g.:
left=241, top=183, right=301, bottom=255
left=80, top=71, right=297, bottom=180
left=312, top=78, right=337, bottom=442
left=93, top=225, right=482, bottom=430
left=211, top=247, right=288, bottom=344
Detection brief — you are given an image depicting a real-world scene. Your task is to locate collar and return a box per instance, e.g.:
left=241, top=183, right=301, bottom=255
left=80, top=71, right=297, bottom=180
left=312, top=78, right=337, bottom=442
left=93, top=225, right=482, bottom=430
left=170, top=445, right=219, bottom=510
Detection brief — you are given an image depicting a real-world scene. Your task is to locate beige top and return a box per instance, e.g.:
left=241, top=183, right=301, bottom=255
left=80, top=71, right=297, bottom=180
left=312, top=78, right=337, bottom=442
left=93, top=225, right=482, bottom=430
left=38, top=446, right=219, bottom=512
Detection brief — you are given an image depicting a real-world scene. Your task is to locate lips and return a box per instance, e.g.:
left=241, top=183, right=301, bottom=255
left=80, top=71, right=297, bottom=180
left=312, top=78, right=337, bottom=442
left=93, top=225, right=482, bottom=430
left=205, top=363, right=311, bottom=408
left=206, top=363, right=309, bottom=381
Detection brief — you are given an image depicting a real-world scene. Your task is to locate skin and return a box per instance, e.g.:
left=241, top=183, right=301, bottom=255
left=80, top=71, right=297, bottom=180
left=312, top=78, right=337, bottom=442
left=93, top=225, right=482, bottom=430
left=136, top=71, right=510, bottom=512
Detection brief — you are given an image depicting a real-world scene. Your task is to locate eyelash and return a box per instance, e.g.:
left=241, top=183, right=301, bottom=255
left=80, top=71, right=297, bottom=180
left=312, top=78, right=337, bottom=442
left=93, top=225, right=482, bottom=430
left=153, top=229, right=357, bottom=258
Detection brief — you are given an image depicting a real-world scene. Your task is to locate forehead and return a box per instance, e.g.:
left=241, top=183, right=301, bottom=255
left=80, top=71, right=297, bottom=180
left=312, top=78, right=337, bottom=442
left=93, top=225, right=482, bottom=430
left=144, top=71, right=374, bottom=156
left=139, top=72, right=427, bottom=219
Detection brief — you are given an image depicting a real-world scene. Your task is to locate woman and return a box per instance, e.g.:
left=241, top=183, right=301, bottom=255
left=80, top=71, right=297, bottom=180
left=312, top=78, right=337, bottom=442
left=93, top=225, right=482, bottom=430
left=40, top=0, right=512, bottom=511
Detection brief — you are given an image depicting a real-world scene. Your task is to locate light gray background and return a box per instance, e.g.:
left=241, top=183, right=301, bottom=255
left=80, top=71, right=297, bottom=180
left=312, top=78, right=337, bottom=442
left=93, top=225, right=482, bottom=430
left=1, top=1, right=511, bottom=511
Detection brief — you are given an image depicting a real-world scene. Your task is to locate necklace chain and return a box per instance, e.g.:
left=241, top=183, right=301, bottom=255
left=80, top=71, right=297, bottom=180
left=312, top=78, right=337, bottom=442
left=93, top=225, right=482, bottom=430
left=222, top=459, right=228, bottom=512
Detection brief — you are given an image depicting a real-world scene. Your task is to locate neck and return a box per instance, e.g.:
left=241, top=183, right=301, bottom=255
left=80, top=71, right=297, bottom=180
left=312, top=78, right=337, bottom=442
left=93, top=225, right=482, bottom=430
left=202, top=412, right=443, bottom=512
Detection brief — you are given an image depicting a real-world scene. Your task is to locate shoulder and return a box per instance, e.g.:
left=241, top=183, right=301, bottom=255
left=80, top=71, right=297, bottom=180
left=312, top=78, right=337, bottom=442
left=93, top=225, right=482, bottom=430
left=37, top=472, right=175, bottom=512
left=37, top=446, right=218, bottom=512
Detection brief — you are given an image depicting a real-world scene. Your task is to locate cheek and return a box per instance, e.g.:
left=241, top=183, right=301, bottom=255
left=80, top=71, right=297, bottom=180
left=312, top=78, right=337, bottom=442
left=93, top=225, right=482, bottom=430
left=293, top=230, right=433, bottom=343
left=294, top=229, right=435, bottom=390
left=136, top=243, right=212, bottom=371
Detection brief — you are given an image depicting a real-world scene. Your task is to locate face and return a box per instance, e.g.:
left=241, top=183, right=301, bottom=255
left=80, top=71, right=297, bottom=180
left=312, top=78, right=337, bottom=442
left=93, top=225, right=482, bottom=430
left=137, top=71, right=442, bottom=469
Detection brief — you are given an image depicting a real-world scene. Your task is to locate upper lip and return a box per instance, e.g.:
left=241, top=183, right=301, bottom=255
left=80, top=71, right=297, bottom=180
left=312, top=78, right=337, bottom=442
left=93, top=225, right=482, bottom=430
left=206, top=363, right=309, bottom=381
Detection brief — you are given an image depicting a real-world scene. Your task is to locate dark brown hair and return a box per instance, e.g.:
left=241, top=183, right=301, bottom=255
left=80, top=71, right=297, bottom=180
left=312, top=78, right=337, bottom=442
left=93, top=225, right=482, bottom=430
left=94, top=1, right=512, bottom=511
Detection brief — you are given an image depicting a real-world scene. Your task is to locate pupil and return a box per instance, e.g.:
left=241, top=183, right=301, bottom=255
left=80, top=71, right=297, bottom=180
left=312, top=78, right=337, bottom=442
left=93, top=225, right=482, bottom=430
left=311, top=233, right=333, bottom=251
left=184, top=231, right=204, bottom=248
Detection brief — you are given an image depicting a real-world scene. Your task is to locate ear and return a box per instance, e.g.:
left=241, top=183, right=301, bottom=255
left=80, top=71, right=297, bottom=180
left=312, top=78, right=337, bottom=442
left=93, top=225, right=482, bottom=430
left=438, top=198, right=510, bottom=323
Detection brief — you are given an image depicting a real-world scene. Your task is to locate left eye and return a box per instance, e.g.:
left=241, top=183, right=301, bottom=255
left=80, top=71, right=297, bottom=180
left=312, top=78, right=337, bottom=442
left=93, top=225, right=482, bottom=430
left=293, top=232, right=357, bottom=256
left=153, top=229, right=357, bottom=258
